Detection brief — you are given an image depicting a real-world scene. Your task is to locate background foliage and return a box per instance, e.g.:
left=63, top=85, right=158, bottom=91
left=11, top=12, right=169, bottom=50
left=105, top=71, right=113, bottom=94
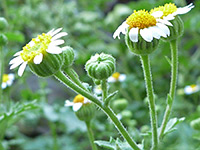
left=0, top=0, right=200, bottom=149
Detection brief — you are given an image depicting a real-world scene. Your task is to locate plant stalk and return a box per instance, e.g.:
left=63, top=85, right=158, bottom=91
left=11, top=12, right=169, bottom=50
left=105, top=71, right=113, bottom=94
left=140, top=55, right=158, bottom=150
left=0, top=46, right=4, bottom=103
left=86, top=121, right=98, bottom=150
left=101, top=79, right=108, bottom=102
left=159, top=40, right=178, bottom=139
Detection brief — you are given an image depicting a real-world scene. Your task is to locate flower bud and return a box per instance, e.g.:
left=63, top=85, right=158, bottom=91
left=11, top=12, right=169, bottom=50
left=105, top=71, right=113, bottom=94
left=0, top=17, right=8, bottom=31
left=162, top=16, right=184, bottom=42
left=85, top=53, right=116, bottom=80
left=125, top=33, right=159, bottom=55
left=190, top=118, right=200, bottom=131
left=61, top=46, right=75, bottom=70
left=121, top=110, right=132, bottom=120
left=140, top=125, right=150, bottom=133
left=0, top=34, right=8, bottom=46
left=29, top=53, right=63, bottom=77
left=75, top=103, right=96, bottom=122
left=112, top=99, right=128, bottom=111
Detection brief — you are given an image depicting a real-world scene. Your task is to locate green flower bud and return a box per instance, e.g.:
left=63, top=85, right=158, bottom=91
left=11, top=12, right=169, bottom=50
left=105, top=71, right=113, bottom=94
left=0, top=17, right=8, bottom=31
left=61, top=46, right=74, bottom=70
left=125, top=33, right=159, bottom=55
left=112, top=98, right=128, bottom=111
left=0, top=34, right=8, bottom=46
left=190, top=118, right=200, bottom=131
left=140, top=125, right=150, bottom=133
left=29, top=53, right=63, bottom=77
left=85, top=53, right=116, bottom=80
left=75, top=103, right=96, bottom=122
left=121, top=110, right=132, bottom=120
left=162, top=16, right=184, bottom=42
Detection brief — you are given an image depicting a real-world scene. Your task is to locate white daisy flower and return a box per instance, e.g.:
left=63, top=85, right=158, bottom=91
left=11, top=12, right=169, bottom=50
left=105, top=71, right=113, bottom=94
left=108, top=72, right=126, bottom=83
left=93, top=85, right=102, bottom=95
left=113, top=9, right=171, bottom=42
left=65, top=94, right=91, bottom=112
left=150, top=3, right=194, bottom=23
left=9, top=28, right=68, bottom=76
left=184, top=84, right=200, bottom=95
left=1, top=73, right=15, bottom=89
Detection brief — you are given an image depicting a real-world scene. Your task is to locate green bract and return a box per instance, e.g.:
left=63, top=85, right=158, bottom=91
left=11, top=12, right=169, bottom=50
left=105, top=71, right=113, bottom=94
left=0, top=17, right=8, bottom=31
left=29, top=53, right=63, bottom=77
left=61, top=46, right=75, bottom=70
left=85, top=53, right=116, bottom=80
left=0, top=34, right=8, bottom=46
left=125, top=33, right=159, bottom=55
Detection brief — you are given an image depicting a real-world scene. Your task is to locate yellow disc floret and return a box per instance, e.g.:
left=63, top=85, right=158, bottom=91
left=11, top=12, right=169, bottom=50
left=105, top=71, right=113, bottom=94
left=190, top=84, right=198, bottom=91
left=112, top=72, right=120, bottom=80
left=73, top=94, right=85, bottom=103
left=150, top=3, right=177, bottom=18
left=3, top=74, right=9, bottom=83
left=20, top=33, right=52, bottom=62
left=126, top=10, right=157, bottom=29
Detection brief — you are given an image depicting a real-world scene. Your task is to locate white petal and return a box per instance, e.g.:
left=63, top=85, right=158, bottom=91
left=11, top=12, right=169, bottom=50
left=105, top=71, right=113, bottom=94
left=173, top=3, right=194, bottom=15
left=51, top=32, right=68, bottom=41
left=51, top=28, right=63, bottom=36
left=151, top=11, right=163, bottom=18
left=129, top=27, right=139, bottom=42
left=84, top=98, right=91, bottom=104
left=18, top=62, right=27, bottom=77
left=29, top=41, right=35, bottom=47
left=156, top=23, right=170, bottom=36
left=8, top=74, right=15, bottom=80
left=64, top=100, right=74, bottom=107
left=148, top=26, right=161, bottom=39
left=7, top=80, right=12, bottom=86
left=107, top=77, right=116, bottom=83
left=140, top=28, right=153, bottom=42
left=49, top=40, right=64, bottom=47
left=10, top=58, right=24, bottom=69
left=113, top=21, right=129, bottom=39
left=46, top=46, right=62, bottom=54
left=157, top=19, right=173, bottom=26
left=119, top=74, right=126, bottom=82
left=33, top=53, right=43, bottom=64
left=163, top=14, right=175, bottom=21
left=9, top=56, right=22, bottom=64
left=2, top=83, right=7, bottom=89
left=73, top=103, right=83, bottom=112
left=47, top=28, right=55, bottom=35
left=14, top=51, right=23, bottom=56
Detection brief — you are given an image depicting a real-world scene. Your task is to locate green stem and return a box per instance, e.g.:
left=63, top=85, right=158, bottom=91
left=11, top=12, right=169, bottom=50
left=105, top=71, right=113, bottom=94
left=54, top=70, right=140, bottom=150
left=101, top=79, right=108, bottom=102
left=140, top=55, right=158, bottom=150
left=0, top=46, right=4, bottom=103
left=86, top=121, right=98, bottom=150
left=64, top=68, right=88, bottom=91
left=159, top=40, right=178, bottom=139
left=49, top=122, right=59, bottom=150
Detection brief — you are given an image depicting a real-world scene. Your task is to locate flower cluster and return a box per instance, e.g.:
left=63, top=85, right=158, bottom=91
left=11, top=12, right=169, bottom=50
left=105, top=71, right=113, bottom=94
left=1, top=73, right=15, bottom=89
left=113, top=3, right=194, bottom=43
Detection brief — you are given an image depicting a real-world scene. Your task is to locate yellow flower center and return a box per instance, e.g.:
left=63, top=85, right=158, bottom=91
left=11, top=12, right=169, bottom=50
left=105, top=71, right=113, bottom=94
left=112, top=72, right=120, bottom=80
left=20, top=33, right=52, bottom=62
left=73, top=94, right=85, bottom=103
left=126, top=10, right=157, bottom=29
left=3, top=74, right=9, bottom=83
left=190, top=84, right=198, bottom=91
left=150, top=3, right=177, bottom=18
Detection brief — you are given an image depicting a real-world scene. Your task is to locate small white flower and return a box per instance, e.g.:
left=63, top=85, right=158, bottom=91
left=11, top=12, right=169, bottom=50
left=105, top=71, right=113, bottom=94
left=1, top=73, right=15, bottom=89
left=184, top=84, right=200, bottom=95
left=108, top=72, right=126, bottom=83
left=93, top=85, right=102, bottom=95
left=113, top=10, right=170, bottom=43
left=65, top=94, right=91, bottom=112
left=150, top=3, right=194, bottom=23
left=9, top=28, right=68, bottom=76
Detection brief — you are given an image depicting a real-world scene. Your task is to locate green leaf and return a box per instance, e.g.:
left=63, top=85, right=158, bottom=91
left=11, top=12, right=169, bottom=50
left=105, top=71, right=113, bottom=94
left=163, top=117, right=185, bottom=136
left=167, top=94, right=172, bottom=105
left=5, top=32, right=25, bottom=43
left=164, top=56, right=172, bottom=66
left=104, top=91, right=118, bottom=106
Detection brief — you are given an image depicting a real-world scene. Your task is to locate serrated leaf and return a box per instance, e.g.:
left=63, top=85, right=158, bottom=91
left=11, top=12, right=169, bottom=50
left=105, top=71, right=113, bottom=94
left=95, top=137, right=116, bottom=150
left=164, top=117, right=185, bottom=136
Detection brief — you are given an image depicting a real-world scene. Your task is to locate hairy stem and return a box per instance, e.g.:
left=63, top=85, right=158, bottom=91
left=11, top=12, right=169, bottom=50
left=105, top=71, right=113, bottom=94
left=86, top=121, right=98, bottom=150
left=140, top=55, right=158, bottom=150
left=54, top=70, right=140, bottom=150
left=0, top=46, right=4, bottom=103
left=101, top=79, right=108, bottom=102
left=159, top=40, right=178, bottom=139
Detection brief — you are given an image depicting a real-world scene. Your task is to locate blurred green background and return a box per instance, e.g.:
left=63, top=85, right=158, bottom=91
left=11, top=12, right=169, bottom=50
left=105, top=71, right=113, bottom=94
left=0, top=0, right=200, bottom=149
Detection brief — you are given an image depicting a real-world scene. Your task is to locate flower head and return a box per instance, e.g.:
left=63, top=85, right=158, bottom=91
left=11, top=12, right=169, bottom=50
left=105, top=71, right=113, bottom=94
left=65, top=94, right=91, bottom=112
left=113, top=9, right=171, bottom=42
left=150, top=3, right=194, bottom=21
left=1, top=73, right=15, bottom=89
left=184, top=84, right=200, bottom=95
left=9, top=28, right=68, bottom=76
left=108, top=72, right=126, bottom=83
left=93, top=85, right=102, bottom=95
